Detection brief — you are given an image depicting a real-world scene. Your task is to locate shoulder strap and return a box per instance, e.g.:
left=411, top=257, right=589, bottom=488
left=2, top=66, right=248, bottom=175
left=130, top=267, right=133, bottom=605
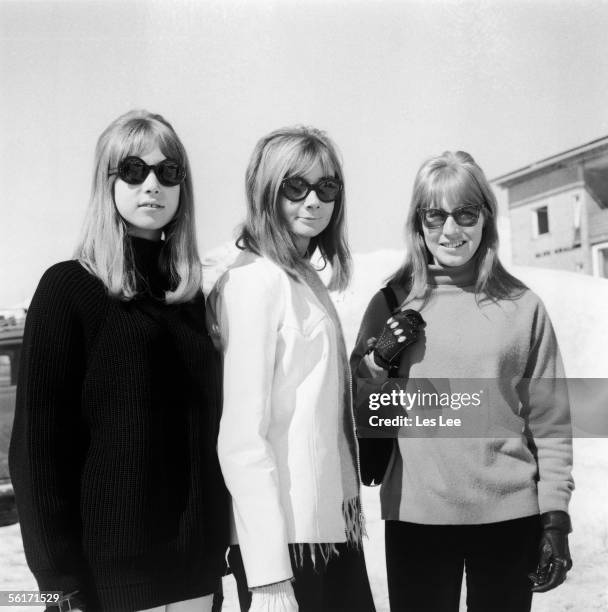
left=380, top=285, right=400, bottom=378
left=380, top=285, right=399, bottom=313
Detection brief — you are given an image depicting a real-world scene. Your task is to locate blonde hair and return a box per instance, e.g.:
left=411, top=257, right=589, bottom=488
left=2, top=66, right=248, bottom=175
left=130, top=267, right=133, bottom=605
left=74, top=109, right=202, bottom=303
left=237, top=126, right=351, bottom=291
left=389, top=150, right=526, bottom=303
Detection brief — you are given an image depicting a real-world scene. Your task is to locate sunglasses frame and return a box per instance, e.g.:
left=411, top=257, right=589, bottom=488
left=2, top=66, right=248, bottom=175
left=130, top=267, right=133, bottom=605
left=109, top=156, right=186, bottom=187
left=280, top=176, right=343, bottom=203
left=418, top=204, right=483, bottom=229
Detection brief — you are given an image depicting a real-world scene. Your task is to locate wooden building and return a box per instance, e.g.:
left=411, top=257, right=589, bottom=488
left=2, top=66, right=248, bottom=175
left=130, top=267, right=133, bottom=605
left=492, top=136, right=608, bottom=278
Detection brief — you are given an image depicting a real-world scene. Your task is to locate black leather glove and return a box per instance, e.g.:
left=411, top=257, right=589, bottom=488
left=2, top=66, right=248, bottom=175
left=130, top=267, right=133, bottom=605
left=372, top=309, right=425, bottom=370
left=529, top=511, right=573, bottom=593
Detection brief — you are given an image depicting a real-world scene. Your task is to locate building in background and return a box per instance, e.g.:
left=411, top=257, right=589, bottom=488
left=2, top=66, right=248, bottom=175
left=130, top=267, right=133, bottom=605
left=492, top=136, right=608, bottom=278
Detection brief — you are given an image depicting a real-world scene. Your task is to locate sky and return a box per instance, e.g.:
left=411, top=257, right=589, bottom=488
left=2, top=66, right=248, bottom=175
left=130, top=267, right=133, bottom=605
left=2, top=0, right=608, bottom=306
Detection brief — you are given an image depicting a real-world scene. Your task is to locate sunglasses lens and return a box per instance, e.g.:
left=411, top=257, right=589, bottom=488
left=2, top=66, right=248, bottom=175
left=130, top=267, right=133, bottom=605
left=421, top=206, right=481, bottom=228
left=282, top=178, right=309, bottom=201
left=453, top=206, right=481, bottom=226
left=316, top=178, right=341, bottom=203
left=156, top=160, right=185, bottom=186
left=421, top=209, right=447, bottom=228
left=119, top=158, right=148, bottom=184
left=116, top=157, right=185, bottom=186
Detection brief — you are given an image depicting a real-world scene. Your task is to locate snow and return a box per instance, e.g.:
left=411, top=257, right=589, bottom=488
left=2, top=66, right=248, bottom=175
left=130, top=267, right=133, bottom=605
left=2, top=250, right=607, bottom=611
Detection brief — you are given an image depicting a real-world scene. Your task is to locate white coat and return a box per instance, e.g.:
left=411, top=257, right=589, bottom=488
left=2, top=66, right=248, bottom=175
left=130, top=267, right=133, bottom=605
left=208, top=251, right=352, bottom=588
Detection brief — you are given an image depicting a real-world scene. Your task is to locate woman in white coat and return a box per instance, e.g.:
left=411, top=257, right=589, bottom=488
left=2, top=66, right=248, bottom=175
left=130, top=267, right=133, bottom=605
left=208, top=126, right=375, bottom=612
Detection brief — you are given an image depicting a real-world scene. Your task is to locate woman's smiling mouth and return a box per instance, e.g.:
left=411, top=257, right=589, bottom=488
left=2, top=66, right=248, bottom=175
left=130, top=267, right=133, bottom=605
left=440, top=240, right=467, bottom=249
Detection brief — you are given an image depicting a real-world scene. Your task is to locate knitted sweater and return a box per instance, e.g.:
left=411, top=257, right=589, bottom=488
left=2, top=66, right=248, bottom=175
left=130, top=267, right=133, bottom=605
left=9, top=237, right=229, bottom=611
left=351, top=261, right=574, bottom=525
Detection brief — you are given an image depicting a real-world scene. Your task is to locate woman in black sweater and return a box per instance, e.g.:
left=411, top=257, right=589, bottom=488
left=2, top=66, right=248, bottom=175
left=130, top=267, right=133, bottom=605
left=9, top=110, right=229, bottom=612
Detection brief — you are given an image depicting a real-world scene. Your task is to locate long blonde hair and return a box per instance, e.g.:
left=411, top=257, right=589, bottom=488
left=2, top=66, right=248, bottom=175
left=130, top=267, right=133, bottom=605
left=237, top=126, right=351, bottom=291
left=74, top=110, right=202, bottom=303
left=389, top=150, right=526, bottom=303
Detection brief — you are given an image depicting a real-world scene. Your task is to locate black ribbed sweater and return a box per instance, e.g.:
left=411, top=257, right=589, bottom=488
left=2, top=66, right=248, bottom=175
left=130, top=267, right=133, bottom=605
left=9, top=238, right=229, bottom=611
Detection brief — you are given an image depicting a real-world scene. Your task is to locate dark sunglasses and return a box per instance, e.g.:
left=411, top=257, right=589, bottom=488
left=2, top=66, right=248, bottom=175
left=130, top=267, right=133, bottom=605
left=109, top=156, right=186, bottom=187
left=419, top=204, right=483, bottom=229
left=280, top=176, right=342, bottom=203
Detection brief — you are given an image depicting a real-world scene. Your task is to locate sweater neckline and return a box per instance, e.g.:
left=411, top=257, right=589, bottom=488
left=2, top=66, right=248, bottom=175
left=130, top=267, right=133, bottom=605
left=129, top=235, right=168, bottom=297
left=428, top=259, right=477, bottom=287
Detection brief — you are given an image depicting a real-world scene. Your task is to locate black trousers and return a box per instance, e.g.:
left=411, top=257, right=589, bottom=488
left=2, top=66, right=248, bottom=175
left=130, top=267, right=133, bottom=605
left=228, top=543, right=376, bottom=612
left=385, top=516, right=541, bottom=612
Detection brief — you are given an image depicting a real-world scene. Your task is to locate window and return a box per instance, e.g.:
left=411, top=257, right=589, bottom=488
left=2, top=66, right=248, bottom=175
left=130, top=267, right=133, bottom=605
left=592, top=243, right=608, bottom=278
left=600, top=249, right=608, bottom=278
left=535, top=206, right=549, bottom=236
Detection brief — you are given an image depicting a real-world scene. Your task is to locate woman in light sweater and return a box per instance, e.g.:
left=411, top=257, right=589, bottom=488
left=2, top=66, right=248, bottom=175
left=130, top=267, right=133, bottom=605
left=208, top=126, right=375, bottom=612
left=351, top=151, right=574, bottom=612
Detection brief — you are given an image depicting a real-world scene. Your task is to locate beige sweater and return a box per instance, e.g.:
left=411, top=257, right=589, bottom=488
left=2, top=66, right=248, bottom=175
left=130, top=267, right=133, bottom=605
left=351, top=262, right=574, bottom=524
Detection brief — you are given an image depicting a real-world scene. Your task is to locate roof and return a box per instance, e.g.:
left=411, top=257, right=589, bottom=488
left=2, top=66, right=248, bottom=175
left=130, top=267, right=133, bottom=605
left=492, top=135, right=608, bottom=187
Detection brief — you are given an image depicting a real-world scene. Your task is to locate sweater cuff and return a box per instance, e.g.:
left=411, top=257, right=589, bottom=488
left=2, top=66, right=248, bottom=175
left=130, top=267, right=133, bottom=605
left=251, top=578, right=295, bottom=594
left=36, top=572, right=89, bottom=609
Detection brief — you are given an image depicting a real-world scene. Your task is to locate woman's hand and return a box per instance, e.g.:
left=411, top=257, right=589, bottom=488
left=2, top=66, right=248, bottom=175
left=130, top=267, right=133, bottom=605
left=529, top=511, right=573, bottom=592
left=372, top=309, right=425, bottom=370
left=249, top=580, right=298, bottom=612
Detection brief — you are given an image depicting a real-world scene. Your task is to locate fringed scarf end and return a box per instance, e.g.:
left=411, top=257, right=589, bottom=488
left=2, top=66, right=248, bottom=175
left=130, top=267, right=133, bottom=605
left=343, top=495, right=367, bottom=544
left=290, top=542, right=340, bottom=569
left=288, top=496, right=365, bottom=571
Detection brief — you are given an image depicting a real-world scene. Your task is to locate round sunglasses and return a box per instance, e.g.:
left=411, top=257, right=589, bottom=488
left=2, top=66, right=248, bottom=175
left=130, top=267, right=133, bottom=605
left=280, top=176, right=342, bottom=203
left=109, top=156, right=186, bottom=187
left=418, top=204, right=482, bottom=229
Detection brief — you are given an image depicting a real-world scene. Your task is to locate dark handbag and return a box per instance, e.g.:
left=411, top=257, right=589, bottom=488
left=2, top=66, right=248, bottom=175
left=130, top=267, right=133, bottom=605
left=358, top=285, right=401, bottom=487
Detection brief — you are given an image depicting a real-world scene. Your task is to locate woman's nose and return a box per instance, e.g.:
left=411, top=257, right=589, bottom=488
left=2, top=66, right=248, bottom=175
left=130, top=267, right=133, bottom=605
left=303, top=190, right=321, bottom=208
left=442, top=214, right=460, bottom=236
left=142, top=170, right=161, bottom=193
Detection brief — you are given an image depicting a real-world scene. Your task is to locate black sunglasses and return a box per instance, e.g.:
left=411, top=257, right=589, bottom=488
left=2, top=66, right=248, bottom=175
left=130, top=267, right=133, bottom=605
left=109, top=156, right=186, bottom=187
left=418, top=204, right=483, bottom=229
left=280, top=176, right=342, bottom=203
